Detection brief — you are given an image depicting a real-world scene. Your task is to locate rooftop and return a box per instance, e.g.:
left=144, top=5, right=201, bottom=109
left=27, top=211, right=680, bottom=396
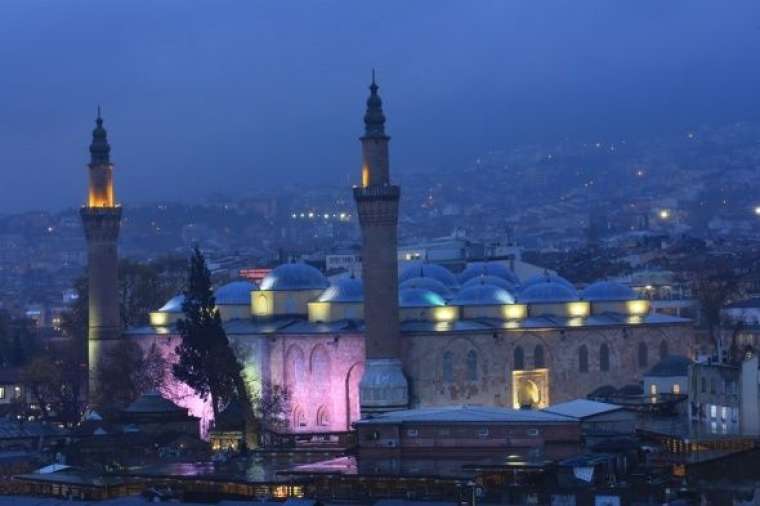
left=354, top=405, right=575, bottom=425
left=542, top=399, right=622, bottom=419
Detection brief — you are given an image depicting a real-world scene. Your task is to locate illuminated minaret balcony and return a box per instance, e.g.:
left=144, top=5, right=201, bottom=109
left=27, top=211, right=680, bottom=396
left=86, top=107, right=117, bottom=208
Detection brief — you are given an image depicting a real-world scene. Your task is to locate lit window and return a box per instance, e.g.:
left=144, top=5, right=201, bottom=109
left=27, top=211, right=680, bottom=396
left=672, top=384, right=680, bottom=395
left=0, top=387, right=4, bottom=400
left=710, top=405, right=717, bottom=419
left=649, top=384, right=657, bottom=396
left=721, top=407, right=728, bottom=421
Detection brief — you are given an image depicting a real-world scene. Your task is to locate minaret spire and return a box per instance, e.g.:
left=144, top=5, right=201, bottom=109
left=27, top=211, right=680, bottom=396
left=89, top=107, right=111, bottom=166
left=363, top=71, right=387, bottom=140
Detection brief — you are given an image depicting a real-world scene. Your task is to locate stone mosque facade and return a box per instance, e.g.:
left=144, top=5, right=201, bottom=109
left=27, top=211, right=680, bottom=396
left=87, top=79, right=693, bottom=435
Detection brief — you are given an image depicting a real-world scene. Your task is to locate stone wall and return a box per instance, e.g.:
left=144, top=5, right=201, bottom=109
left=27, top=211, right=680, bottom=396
left=403, top=323, right=693, bottom=408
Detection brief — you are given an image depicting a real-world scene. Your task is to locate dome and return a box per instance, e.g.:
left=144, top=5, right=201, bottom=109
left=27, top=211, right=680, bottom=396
left=450, top=284, right=515, bottom=306
left=399, top=288, right=446, bottom=308
left=518, top=282, right=579, bottom=303
left=259, top=263, right=328, bottom=291
left=214, top=280, right=257, bottom=305
left=582, top=281, right=636, bottom=302
left=318, top=277, right=364, bottom=303
left=645, top=355, right=691, bottom=377
left=158, top=294, right=185, bottom=313
left=459, top=262, right=520, bottom=285
left=462, top=274, right=518, bottom=292
left=399, top=262, right=459, bottom=289
left=523, top=272, right=575, bottom=289
left=400, top=276, right=452, bottom=297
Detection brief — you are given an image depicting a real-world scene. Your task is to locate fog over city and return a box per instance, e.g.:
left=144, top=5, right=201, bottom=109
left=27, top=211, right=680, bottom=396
left=1, top=0, right=760, bottom=211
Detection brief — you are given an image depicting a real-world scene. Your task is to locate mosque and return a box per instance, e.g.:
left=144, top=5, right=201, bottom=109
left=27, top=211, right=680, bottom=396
left=83, top=78, right=693, bottom=435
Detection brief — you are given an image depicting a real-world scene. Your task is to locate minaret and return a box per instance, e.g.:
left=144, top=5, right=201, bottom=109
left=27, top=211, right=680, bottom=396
left=80, top=108, right=122, bottom=407
left=353, top=73, right=409, bottom=415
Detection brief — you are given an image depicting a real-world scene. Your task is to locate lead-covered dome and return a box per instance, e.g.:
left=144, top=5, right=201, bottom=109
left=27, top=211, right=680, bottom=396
left=214, top=280, right=257, bottom=305
left=523, top=272, right=574, bottom=290
left=158, top=294, right=185, bottom=313
left=518, top=282, right=579, bottom=303
left=459, top=262, right=520, bottom=285
left=399, top=288, right=446, bottom=308
left=259, top=263, right=328, bottom=291
left=450, top=284, right=515, bottom=306
left=399, top=262, right=458, bottom=289
left=462, top=274, right=518, bottom=292
left=400, top=276, right=452, bottom=298
left=582, top=281, right=636, bottom=302
left=318, top=277, right=364, bottom=303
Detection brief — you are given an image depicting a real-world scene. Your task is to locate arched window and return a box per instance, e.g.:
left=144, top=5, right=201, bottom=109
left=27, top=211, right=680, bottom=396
left=600, top=343, right=610, bottom=372
left=578, top=345, right=588, bottom=373
left=534, top=345, right=545, bottom=369
left=659, top=340, right=669, bottom=360
left=292, top=407, right=306, bottom=430
left=466, top=350, right=478, bottom=381
left=310, top=345, right=331, bottom=379
left=443, top=351, right=454, bottom=382
left=285, top=345, right=305, bottom=388
left=638, top=342, right=648, bottom=368
left=514, top=346, right=525, bottom=370
left=316, top=406, right=330, bottom=427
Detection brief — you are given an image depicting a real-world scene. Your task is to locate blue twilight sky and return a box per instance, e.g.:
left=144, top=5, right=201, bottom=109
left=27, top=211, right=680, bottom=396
left=1, top=1, right=759, bottom=212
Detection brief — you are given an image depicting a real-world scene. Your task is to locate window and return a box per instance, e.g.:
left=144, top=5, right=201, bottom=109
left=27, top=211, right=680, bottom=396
left=721, top=406, right=728, bottom=421
left=578, top=345, right=588, bottom=373
left=316, top=406, right=330, bottom=427
left=443, top=351, right=454, bottom=382
left=526, top=428, right=540, bottom=437
left=710, top=405, right=717, bottom=419
left=710, top=378, right=717, bottom=394
left=438, top=428, right=450, bottom=436
left=0, top=387, right=4, bottom=400
left=600, top=343, right=610, bottom=372
left=701, top=377, right=707, bottom=393
left=673, top=383, right=681, bottom=395
left=650, top=384, right=657, bottom=396
left=407, top=429, right=418, bottom=438
left=638, top=342, right=648, bottom=368
left=534, top=345, right=545, bottom=369
left=659, top=340, right=669, bottom=360
left=478, top=428, right=489, bottom=438
left=514, top=346, right=525, bottom=371
left=13, top=386, right=20, bottom=399
left=293, top=407, right=307, bottom=429
left=467, top=350, right=478, bottom=381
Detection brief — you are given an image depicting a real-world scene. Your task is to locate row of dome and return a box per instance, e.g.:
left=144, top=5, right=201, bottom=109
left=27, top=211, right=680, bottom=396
left=158, top=261, right=638, bottom=313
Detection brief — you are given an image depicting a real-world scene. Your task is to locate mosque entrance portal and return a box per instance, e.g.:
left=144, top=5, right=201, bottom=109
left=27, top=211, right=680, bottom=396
left=512, top=369, right=549, bottom=409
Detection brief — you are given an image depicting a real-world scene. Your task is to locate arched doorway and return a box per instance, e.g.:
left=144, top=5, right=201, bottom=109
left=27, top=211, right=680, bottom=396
left=516, top=379, right=541, bottom=408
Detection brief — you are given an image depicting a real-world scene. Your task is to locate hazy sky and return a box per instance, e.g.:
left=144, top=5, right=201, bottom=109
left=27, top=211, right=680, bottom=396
left=1, top=1, right=760, bottom=212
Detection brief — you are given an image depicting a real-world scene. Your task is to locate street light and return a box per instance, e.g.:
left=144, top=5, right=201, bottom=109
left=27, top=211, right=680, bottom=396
left=658, top=209, right=670, bottom=220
